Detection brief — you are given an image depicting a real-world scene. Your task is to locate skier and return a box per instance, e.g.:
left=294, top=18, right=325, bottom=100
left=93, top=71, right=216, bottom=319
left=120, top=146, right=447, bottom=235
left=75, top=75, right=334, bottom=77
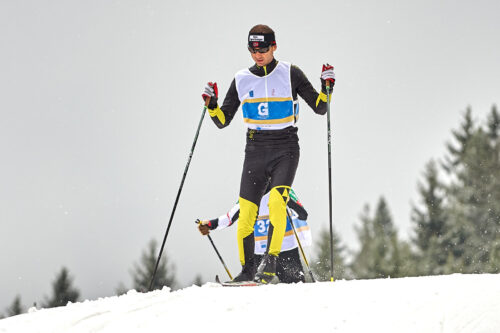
left=202, top=24, right=335, bottom=284
left=197, top=188, right=311, bottom=283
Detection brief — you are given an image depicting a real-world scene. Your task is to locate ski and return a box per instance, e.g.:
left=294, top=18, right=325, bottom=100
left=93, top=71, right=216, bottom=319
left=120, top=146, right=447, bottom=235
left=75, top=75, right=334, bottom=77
left=215, top=275, right=261, bottom=287
left=220, top=281, right=261, bottom=287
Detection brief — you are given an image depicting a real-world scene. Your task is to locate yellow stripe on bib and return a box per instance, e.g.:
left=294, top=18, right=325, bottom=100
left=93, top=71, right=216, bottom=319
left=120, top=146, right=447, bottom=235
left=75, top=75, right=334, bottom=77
left=241, top=97, right=293, bottom=105
left=244, top=115, right=295, bottom=124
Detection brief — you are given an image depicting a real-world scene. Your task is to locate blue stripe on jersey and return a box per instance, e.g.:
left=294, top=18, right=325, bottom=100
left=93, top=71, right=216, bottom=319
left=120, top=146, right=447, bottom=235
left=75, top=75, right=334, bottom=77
left=242, top=100, right=294, bottom=121
left=285, top=218, right=308, bottom=232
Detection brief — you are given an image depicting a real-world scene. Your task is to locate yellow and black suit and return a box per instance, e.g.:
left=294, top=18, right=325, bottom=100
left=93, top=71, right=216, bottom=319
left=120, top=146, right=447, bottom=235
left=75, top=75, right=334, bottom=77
left=207, top=58, right=332, bottom=280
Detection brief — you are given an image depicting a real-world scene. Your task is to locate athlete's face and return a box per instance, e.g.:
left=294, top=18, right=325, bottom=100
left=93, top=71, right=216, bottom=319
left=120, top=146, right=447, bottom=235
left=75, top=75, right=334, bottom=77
left=250, top=44, right=277, bottom=67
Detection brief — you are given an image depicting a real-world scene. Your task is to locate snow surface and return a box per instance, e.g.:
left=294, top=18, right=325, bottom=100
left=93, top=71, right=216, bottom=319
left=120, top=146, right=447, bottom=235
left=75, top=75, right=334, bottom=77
left=1, top=274, right=499, bottom=333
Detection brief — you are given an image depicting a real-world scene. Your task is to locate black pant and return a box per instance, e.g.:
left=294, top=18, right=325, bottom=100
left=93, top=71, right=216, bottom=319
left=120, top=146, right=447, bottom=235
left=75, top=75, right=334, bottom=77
left=236, top=127, right=300, bottom=264
left=255, top=248, right=305, bottom=283
left=239, top=146, right=300, bottom=203
left=240, top=126, right=300, bottom=203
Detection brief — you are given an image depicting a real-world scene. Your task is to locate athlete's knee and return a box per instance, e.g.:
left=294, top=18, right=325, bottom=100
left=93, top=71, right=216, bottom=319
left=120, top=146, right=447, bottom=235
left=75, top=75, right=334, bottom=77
left=238, top=197, right=259, bottom=236
left=268, top=186, right=290, bottom=215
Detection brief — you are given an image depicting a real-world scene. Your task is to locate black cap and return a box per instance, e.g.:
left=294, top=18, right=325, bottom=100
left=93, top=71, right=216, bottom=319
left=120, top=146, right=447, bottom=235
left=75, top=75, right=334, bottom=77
left=248, top=33, right=276, bottom=49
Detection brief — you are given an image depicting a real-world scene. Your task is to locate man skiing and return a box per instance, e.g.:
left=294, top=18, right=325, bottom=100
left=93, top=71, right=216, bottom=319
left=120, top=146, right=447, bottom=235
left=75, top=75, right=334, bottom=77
left=197, top=188, right=311, bottom=283
left=202, top=24, right=335, bottom=284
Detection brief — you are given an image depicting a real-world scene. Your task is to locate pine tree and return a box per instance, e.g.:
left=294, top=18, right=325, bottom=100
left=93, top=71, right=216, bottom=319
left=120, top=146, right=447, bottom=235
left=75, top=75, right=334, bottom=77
left=443, top=107, right=475, bottom=172
left=43, top=267, right=80, bottom=308
left=351, top=197, right=415, bottom=279
left=485, top=105, right=500, bottom=271
left=192, top=274, right=204, bottom=286
left=411, top=160, right=449, bottom=275
left=443, top=106, right=500, bottom=273
left=6, top=295, right=24, bottom=317
left=441, top=108, right=477, bottom=272
left=486, top=105, right=500, bottom=141
left=115, top=282, right=128, bottom=296
left=311, top=226, right=349, bottom=280
left=131, top=239, right=176, bottom=292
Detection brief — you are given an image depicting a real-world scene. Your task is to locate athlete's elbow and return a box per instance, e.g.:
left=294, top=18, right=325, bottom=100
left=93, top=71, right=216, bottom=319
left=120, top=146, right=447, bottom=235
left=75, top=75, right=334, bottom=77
left=216, top=122, right=231, bottom=129
left=210, top=118, right=229, bottom=129
left=315, top=107, right=327, bottom=115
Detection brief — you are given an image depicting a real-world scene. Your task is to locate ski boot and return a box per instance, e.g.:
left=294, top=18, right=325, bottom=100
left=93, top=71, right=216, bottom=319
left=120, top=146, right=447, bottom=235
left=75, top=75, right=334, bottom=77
left=231, top=234, right=256, bottom=282
left=232, top=262, right=256, bottom=282
left=254, top=253, right=278, bottom=284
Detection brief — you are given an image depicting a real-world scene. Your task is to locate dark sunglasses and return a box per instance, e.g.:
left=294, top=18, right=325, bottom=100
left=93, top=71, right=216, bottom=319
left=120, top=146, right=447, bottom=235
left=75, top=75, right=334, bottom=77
left=248, top=46, right=271, bottom=54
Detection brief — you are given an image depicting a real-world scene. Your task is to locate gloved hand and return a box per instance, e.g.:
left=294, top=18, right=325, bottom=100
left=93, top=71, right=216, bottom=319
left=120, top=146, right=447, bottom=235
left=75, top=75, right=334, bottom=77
left=202, top=82, right=218, bottom=108
left=196, top=219, right=212, bottom=235
left=321, top=64, right=335, bottom=93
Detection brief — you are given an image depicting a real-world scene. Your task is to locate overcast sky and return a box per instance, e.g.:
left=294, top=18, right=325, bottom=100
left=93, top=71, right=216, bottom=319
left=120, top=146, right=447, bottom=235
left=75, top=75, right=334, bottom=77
left=1, top=0, right=500, bottom=311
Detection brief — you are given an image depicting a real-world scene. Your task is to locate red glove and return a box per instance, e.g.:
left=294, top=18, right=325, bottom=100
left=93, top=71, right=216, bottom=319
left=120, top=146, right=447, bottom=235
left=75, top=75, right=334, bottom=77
left=321, top=64, right=335, bottom=93
left=202, top=82, right=218, bottom=102
left=321, top=64, right=335, bottom=84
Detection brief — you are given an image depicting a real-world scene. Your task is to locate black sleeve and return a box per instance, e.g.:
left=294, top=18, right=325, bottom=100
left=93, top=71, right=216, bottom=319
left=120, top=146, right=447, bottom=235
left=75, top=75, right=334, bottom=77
left=208, top=218, right=219, bottom=230
left=287, top=198, right=308, bottom=220
left=291, top=65, right=327, bottom=115
left=209, top=79, right=241, bottom=129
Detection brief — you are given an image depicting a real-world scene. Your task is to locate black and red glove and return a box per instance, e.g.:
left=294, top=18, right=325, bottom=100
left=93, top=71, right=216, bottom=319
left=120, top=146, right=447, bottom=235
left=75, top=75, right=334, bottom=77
left=321, top=64, right=335, bottom=93
left=202, top=82, right=218, bottom=108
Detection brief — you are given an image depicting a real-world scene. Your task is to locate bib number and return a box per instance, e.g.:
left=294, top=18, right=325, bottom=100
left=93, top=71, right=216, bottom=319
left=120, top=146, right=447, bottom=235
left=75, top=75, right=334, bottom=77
left=258, top=102, right=269, bottom=117
left=256, top=220, right=270, bottom=234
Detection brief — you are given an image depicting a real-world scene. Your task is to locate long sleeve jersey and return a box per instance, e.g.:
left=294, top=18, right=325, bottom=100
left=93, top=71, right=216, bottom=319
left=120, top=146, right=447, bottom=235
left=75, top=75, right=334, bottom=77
left=208, top=58, right=329, bottom=129
left=204, top=189, right=312, bottom=255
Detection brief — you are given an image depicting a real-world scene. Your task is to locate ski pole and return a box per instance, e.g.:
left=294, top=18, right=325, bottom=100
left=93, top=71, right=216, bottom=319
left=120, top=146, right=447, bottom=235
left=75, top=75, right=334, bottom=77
left=149, top=99, right=209, bottom=291
left=326, top=81, right=335, bottom=282
left=195, top=220, right=233, bottom=280
left=286, top=208, right=316, bottom=282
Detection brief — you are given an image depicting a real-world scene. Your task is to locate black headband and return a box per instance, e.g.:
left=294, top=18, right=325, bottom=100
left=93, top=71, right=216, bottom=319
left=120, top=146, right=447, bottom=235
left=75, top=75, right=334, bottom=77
left=248, top=33, right=276, bottom=49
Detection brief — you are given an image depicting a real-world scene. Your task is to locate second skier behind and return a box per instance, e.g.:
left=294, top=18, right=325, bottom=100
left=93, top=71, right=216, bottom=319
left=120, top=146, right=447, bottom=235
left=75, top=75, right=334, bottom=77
left=197, top=188, right=311, bottom=283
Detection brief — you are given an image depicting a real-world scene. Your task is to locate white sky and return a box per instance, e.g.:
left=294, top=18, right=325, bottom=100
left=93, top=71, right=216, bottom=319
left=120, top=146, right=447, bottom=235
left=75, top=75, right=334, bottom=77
left=1, top=0, right=499, bottom=311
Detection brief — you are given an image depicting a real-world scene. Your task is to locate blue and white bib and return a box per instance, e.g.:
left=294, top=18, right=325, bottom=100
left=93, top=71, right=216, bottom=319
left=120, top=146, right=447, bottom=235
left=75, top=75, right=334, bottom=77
left=254, top=214, right=312, bottom=255
left=235, top=61, right=297, bottom=130
left=213, top=191, right=312, bottom=255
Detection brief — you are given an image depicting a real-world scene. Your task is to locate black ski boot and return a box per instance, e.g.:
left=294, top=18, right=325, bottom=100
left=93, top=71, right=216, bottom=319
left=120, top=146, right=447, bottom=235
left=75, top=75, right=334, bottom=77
left=232, top=263, right=256, bottom=282
left=232, top=234, right=256, bottom=282
left=254, top=253, right=278, bottom=284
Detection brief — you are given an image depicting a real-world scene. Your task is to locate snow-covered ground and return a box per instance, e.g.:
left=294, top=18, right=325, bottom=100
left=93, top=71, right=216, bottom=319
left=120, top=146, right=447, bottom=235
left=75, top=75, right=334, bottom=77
left=1, top=274, right=499, bottom=333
